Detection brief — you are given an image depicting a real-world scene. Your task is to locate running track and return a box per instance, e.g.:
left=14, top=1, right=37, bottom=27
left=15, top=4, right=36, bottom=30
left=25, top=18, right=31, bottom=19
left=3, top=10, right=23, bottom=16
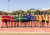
left=0, top=21, right=50, bottom=33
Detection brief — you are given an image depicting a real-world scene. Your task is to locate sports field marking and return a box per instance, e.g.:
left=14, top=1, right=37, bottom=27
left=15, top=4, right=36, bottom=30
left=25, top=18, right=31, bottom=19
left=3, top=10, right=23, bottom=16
left=0, top=20, right=50, bottom=33
left=0, top=32, right=50, bottom=33
left=37, top=28, right=42, bottom=32
left=34, top=28, right=37, bottom=32
left=34, top=28, right=44, bottom=32
left=39, top=28, right=44, bottom=32
left=37, top=28, right=41, bottom=32
left=37, top=28, right=38, bottom=29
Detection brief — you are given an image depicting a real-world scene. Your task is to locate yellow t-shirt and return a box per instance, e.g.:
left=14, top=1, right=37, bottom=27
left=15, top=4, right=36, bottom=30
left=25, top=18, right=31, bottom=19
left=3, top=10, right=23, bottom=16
left=46, top=15, right=49, bottom=21
left=42, top=15, right=45, bottom=20
left=36, top=16, right=39, bottom=21
left=39, top=16, right=42, bottom=21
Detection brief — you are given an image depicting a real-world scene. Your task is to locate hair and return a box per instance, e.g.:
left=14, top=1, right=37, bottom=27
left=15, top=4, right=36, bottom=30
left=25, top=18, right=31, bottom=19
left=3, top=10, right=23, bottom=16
left=5, top=13, right=8, bottom=15
left=17, top=13, right=18, bottom=15
left=2, top=13, right=4, bottom=15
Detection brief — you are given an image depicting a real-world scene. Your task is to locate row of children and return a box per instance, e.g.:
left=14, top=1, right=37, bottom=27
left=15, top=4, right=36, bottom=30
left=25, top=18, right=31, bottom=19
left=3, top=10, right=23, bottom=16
left=1, top=13, right=50, bottom=28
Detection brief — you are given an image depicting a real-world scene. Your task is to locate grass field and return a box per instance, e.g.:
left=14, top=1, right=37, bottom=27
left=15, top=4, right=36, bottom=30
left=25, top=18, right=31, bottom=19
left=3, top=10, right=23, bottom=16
left=0, top=17, right=1, bottom=20
left=0, top=33, right=50, bottom=35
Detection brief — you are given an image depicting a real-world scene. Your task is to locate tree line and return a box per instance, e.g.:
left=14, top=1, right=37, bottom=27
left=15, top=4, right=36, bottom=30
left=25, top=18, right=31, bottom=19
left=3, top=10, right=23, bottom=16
left=0, top=9, right=50, bottom=15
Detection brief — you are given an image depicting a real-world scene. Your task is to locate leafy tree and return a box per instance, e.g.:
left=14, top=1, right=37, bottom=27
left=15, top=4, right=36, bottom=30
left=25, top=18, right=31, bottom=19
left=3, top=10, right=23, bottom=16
left=34, top=10, right=40, bottom=15
left=26, top=10, right=31, bottom=14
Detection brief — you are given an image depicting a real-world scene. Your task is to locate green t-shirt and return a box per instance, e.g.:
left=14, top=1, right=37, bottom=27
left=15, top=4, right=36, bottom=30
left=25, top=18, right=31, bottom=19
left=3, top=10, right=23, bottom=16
left=16, top=15, right=19, bottom=21
left=19, top=16, right=22, bottom=21
left=21, top=15, right=25, bottom=21
left=13, top=16, right=16, bottom=21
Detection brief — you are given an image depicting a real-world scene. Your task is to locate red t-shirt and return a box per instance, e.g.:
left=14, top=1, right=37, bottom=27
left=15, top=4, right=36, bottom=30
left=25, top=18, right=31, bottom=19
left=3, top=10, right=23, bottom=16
left=4, top=15, right=8, bottom=21
left=1, top=15, right=5, bottom=21
left=11, top=16, right=13, bottom=21
left=8, top=16, right=11, bottom=21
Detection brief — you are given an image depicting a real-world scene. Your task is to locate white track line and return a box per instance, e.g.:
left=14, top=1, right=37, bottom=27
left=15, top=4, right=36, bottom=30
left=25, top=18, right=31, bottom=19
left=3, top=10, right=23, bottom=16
left=39, top=28, right=44, bottom=32
left=34, top=28, right=37, bottom=32
left=0, top=32, right=50, bottom=33
left=34, top=28, right=44, bottom=32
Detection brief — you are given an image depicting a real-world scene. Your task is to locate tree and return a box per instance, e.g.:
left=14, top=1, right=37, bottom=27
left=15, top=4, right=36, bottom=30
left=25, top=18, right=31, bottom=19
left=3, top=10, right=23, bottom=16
left=34, top=10, right=40, bottom=15
left=0, top=11, right=8, bottom=15
left=19, top=10, right=25, bottom=14
left=26, top=10, right=31, bottom=14
left=40, top=11, right=44, bottom=15
left=48, top=9, right=50, bottom=14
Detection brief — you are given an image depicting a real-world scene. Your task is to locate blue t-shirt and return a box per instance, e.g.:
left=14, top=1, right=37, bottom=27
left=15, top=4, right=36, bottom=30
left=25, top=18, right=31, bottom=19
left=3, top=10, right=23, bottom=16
left=27, top=14, right=31, bottom=20
left=33, top=16, right=36, bottom=21
left=27, top=14, right=30, bottom=16
left=30, top=16, right=33, bottom=21
left=25, top=16, right=28, bottom=21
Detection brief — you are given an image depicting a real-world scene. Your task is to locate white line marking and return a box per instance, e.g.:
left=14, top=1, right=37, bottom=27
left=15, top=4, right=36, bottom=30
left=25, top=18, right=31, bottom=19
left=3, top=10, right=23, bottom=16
left=0, top=32, right=50, bottom=33
left=40, top=28, right=44, bottom=32
left=34, top=28, right=37, bottom=31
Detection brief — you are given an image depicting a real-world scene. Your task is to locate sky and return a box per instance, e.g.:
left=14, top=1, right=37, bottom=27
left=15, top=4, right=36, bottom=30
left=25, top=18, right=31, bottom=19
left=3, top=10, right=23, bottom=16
left=0, top=0, right=50, bottom=12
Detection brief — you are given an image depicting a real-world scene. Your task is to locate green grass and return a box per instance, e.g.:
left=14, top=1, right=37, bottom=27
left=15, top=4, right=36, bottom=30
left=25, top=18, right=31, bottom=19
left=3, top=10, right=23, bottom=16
left=0, top=16, right=1, bottom=20
left=0, top=33, right=50, bottom=35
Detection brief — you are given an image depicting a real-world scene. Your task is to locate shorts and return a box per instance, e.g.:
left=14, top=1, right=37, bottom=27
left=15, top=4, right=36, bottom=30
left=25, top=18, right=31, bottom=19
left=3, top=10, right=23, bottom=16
left=36, top=20, right=39, bottom=22
left=27, top=20, right=31, bottom=22
left=25, top=20, right=28, bottom=22
left=13, top=20, right=16, bottom=22
left=42, top=20, right=45, bottom=22
left=16, top=20, right=19, bottom=22
left=33, top=20, right=36, bottom=21
left=8, top=20, right=10, bottom=22
left=25, top=21, right=28, bottom=22
left=10, top=19, right=13, bottom=22
left=31, top=20, right=33, bottom=21
left=21, top=20, right=25, bottom=22
left=46, top=21, right=49, bottom=23
left=13, top=19, right=16, bottom=22
left=11, top=21, right=13, bottom=22
left=4, top=20, right=7, bottom=23
left=19, top=20, right=22, bottom=22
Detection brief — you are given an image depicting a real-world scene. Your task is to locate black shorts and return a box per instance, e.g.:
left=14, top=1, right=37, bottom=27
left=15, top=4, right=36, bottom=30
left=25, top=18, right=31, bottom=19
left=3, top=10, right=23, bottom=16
left=21, top=20, right=25, bottom=22
left=46, top=21, right=49, bottom=23
left=27, top=20, right=31, bottom=22
left=4, top=20, right=7, bottom=23
left=16, top=20, right=19, bottom=22
left=25, top=21, right=28, bottom=22
left=42, top=20, right=45, bottom=22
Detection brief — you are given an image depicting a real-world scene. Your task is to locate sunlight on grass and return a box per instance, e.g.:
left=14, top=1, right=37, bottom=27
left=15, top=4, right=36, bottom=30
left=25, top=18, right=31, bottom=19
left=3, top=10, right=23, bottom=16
left=0, top=33, right=50, bottom=35
left=0, top=17, right=1, bottom=21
